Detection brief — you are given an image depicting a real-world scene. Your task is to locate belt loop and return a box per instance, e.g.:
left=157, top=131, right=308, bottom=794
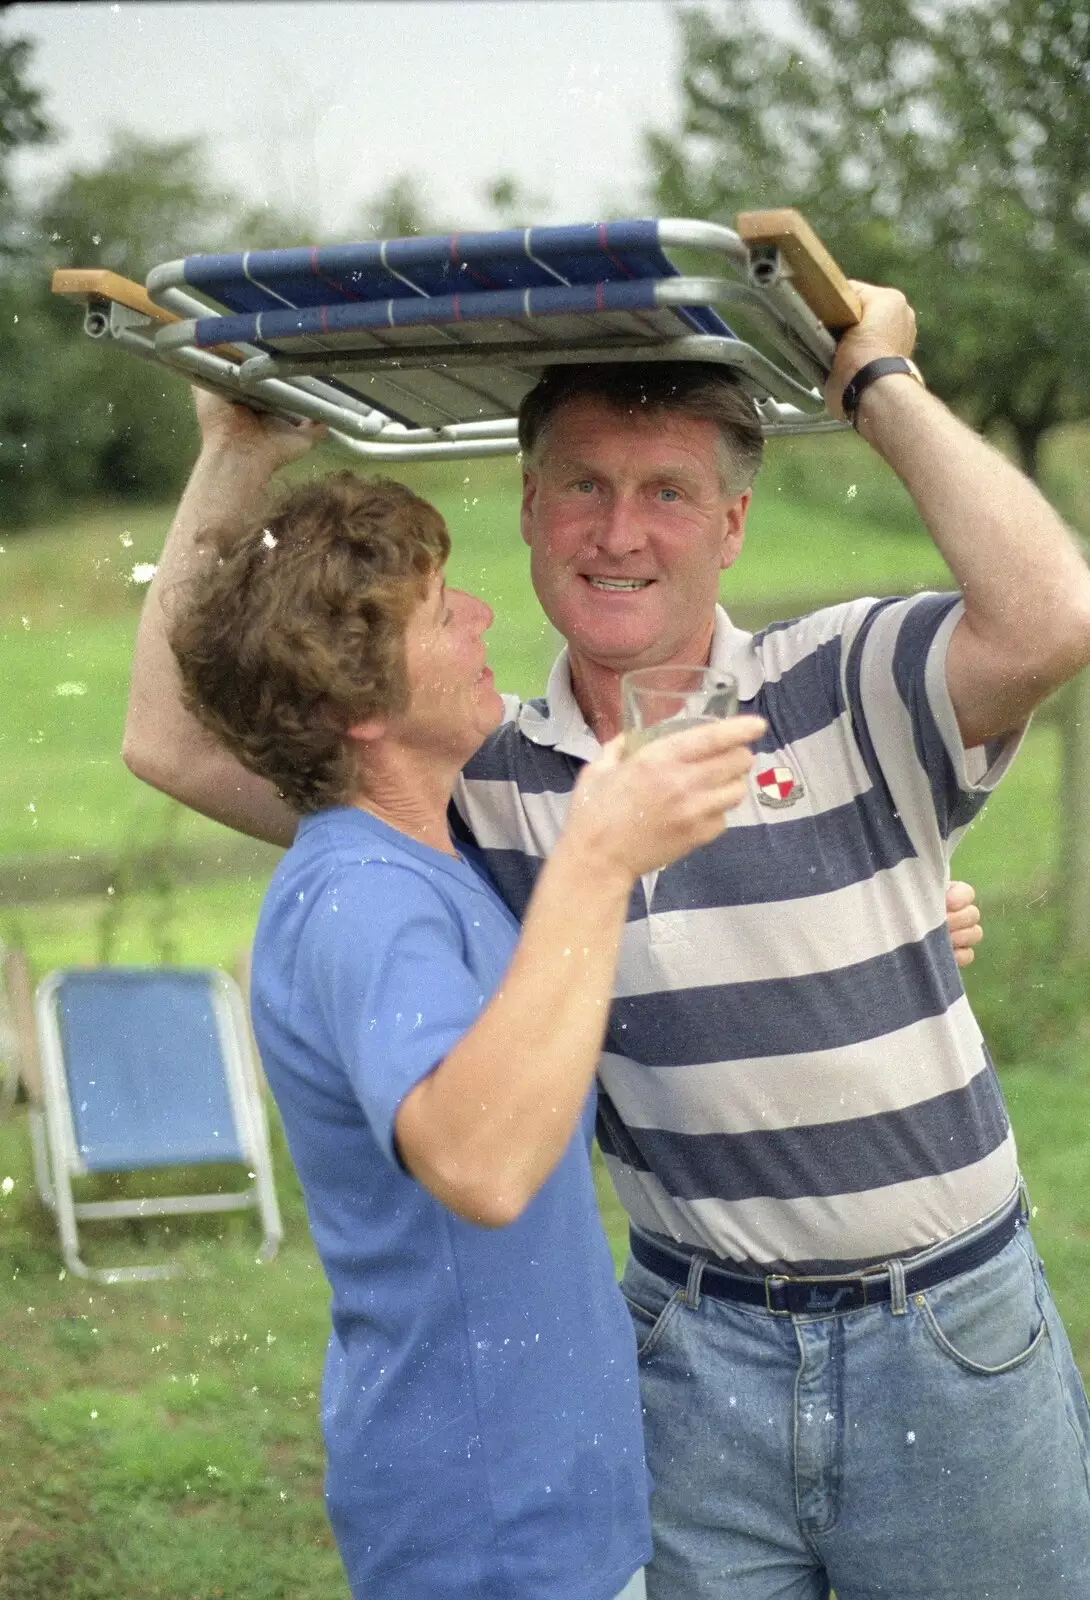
left=684, top=1250, right=708, bottom=1310
left=1018, top=1176, right=1032, bottom=1225
left=888, top=1258, right=907, bottom=1316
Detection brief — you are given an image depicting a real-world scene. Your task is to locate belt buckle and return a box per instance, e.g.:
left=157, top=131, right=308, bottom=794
left=765, top=1272, right=870, bottom=1316
left=764, top=1275, right=791, bottom=1315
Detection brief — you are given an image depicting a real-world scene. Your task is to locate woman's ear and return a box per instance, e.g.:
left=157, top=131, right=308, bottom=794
left=346, top=717, right=387, bottom=744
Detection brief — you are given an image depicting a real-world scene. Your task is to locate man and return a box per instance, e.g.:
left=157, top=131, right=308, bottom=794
left=125, top=279, right=1090, bottom=1598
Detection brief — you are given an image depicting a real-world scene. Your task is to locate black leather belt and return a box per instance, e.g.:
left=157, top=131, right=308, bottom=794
left=630, top=1199, right=1023, bottom=1317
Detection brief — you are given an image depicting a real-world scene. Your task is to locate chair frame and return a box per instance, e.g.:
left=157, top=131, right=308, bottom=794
left=33, top=966, right=282, bottom=1284
left=52, top=211, right=861, bottom=462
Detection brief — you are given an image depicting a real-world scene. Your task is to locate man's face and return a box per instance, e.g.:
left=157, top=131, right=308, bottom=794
left=520, top=397, right=749, bottom=675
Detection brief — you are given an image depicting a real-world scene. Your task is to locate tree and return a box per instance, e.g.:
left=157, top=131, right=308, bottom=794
left=2, top=128, right=319, bottom=525
left=0, top=23, right=52, bottom=256
left=348, top=174, right=433, bottom=240
left=483, top=174, right=552, bottom=229
left=37, top=130, right=320, bottom=273
left=38, top=131, right=239, bottom=276
left=647, top=0, right=1090, bottom=480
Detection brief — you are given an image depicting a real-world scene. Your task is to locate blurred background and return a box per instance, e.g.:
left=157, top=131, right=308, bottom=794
left=1, top=3, right=1088, bottom=1595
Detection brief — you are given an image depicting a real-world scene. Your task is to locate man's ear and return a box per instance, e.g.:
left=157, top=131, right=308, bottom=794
left=520, top=466, right=538, bottom=549
left=719, top=488, right=752, bottom=573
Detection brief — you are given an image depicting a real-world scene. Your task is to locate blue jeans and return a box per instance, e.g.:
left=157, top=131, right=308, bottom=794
left=621, top=1220, right=1090, bottom=1598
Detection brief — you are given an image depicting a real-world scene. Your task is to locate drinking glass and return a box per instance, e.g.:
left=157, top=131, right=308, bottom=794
left=621, top=665, right=740, bottom=754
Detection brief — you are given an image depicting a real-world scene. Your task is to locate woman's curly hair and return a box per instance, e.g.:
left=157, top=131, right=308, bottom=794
left=169, top=471, right=450, bottom=813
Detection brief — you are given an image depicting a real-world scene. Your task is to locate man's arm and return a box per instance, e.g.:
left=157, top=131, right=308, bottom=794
left=827, top=285, right=1090, bottom=748
left=123, top=393, right=326, bottom=847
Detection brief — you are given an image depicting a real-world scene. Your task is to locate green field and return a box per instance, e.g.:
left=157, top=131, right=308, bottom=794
left=2, top=438, right=1088, bottom=1597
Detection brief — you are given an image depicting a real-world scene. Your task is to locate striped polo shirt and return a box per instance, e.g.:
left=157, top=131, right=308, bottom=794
left=452, top=595, right=1022, bottom=1274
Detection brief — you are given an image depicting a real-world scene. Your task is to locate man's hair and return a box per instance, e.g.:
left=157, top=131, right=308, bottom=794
left=169, top=472, right=450, bottom=814
left=517, top=362, right=765, bottom=495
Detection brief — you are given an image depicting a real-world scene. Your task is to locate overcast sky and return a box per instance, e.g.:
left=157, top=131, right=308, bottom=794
left=10, top=1, right=702, bottom=236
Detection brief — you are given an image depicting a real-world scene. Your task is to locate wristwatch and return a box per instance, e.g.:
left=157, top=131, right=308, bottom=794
left=841, top=356, right=925, bottom=427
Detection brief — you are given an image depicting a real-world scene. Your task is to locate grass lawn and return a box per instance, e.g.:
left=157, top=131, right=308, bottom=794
left=2, top=1055, right=1089, bottom=1598
left=2, top=454, right=1089, bottom=1595
left=0, top=1112, right=348, bottom=1600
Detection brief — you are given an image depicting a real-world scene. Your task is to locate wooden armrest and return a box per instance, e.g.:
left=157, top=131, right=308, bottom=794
left=51, top=268, right=177, bottom=327
left=735, top=209, right=861, bottom=332
left=51, top=268, right=246, bottom=361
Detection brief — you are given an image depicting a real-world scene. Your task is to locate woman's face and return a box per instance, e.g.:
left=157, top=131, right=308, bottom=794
left=393, top=570, right=504, bottom=765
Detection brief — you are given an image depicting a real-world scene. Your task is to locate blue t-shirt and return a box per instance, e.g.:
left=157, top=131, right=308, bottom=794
left=251, top=807, right=651, bottom=1600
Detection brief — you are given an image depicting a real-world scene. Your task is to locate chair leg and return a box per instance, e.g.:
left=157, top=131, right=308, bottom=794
left=253, top=1150, right=283, bottom=1262
left=28, top=1107, right=55, bottom=1211
left=53, top=1169, right=93, bottom=1280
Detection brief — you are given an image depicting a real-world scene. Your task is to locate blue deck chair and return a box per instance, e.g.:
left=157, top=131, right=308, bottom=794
left=52, top=209, right=862, bottom=462
left=33, top=966, right=282, bottom=1283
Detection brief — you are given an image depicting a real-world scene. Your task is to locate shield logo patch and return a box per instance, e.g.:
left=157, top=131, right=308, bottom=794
left=755, top=764, right=804, bottom=808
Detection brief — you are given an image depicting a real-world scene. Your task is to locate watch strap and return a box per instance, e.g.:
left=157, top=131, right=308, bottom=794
left=841, top=356, right=924, bottom=426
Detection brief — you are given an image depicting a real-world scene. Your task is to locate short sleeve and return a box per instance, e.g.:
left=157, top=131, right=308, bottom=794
left=297, top=862, right=490, bottom=1168
left=842, top=593, right=1023, bottom=861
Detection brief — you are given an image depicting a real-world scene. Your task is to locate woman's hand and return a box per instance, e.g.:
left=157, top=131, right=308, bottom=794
left=192, top=385, right=327, bottom=478
left=563, top=714, right=766, bottom=884
left=946, top=879, right=983, bottom=968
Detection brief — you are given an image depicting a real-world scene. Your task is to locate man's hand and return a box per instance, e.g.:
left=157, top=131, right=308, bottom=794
left=946, top=879, right=983, bottom=969
left=825, top=280, right=917, bottom=421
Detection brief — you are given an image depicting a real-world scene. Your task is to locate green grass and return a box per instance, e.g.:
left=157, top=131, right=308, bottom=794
left=2, top=1058, right=1088, bottom=1597
left=951, top=721, right=1061, bottom=892
left=0, top=1113, right=348, bottom=1600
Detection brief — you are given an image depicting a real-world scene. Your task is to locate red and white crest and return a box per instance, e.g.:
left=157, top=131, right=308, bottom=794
left=755, top=764, right=804, bottom=808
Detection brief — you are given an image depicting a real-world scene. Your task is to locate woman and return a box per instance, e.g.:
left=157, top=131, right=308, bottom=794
left=168, top=465, right=762, bottom=1600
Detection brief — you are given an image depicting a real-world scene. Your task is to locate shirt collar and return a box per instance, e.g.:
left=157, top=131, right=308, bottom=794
left=516, top=605, right=766, bottom=759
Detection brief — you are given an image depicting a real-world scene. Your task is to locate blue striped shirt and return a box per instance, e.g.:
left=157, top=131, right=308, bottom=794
left=452, top=597, right=1021, bottom=1273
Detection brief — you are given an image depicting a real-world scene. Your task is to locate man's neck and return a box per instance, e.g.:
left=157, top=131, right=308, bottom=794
left=568, top=624, right=717, bottom=745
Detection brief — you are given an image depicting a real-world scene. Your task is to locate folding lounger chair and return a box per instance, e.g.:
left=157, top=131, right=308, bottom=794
left=52, top=208, right=862, bottom=462
left=32, top=966, right=282, bottom=1283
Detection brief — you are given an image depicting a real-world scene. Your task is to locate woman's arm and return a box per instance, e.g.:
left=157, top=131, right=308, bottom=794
left=123, top=391, right=325, bottom=847
left=394, top=717, right=764, bottom=1225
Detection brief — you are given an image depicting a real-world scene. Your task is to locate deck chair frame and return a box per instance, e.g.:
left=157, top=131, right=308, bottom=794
left=33, top=966, right=282, bottom=1284
left=53, top=210, right=861, bottom=461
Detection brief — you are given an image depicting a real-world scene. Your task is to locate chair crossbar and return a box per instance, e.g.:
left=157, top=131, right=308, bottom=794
left=73, top=1191, right=257, bottom=1221
left=158, top=276, right=734, bottom=354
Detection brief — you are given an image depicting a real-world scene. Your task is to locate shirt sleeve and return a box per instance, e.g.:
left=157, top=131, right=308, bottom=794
left=297, top=862, right=491, bottom=1169
left=841, top=593, right=1024, bottom=863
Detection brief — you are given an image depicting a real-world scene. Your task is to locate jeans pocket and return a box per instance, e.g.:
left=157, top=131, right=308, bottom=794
left=619, top=1261, right=685, bottom=1361
left=916, top=1233, right=1048, bottom=1377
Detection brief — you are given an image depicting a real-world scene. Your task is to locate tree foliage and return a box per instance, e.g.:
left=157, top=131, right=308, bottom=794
left=0, top=23, right=52, bottom=256
left=37, top=132, right=233, bottom=277
left=2, top=121, right=319, bottom=526
left=648, top=0, right=1090, bottom=479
